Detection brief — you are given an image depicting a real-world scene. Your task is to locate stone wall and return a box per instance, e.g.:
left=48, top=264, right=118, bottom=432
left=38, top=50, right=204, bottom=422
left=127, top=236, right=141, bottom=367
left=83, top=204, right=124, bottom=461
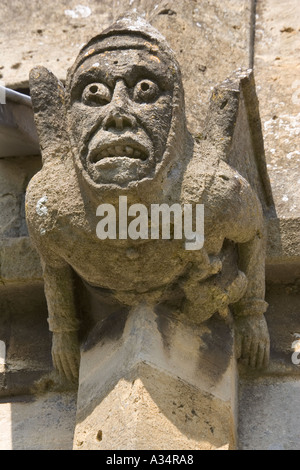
left=0, top=0, right=299, bottom=450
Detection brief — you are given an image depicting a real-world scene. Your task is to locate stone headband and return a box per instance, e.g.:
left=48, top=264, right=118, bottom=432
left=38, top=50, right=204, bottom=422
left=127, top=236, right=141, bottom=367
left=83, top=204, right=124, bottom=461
left=66, top=18, right=181, bottom=89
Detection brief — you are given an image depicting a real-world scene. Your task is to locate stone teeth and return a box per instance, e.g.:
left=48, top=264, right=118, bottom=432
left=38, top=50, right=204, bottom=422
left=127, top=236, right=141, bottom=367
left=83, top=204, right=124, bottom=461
left=108, top=147, right=115, bottom=156
left=115, top=145, right=123, bottom=154
left=95, top=145, right=146, bottom=160
left=126, top=146, right=134, bottom=156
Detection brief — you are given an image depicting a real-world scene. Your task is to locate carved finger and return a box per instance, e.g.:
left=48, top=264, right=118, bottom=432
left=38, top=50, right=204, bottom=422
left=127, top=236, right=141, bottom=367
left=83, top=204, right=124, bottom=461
left=249, top=341, right=259, bottom=368
left=29, top=66, right=69, bottom=160
left=67, top=352, right=80, bottom=381
left=256, top=343, right=265, bottom=369
left=59, top=354, right=74, bottom=382
left=241, top=336, right=252, bottom=365
left=52, top=352, right=65, bottom=379
left=235, top=333, right=242, bottom=359
left=51, top=348, right=58, bottom=370
left=263, top=342, right=270, bottom=368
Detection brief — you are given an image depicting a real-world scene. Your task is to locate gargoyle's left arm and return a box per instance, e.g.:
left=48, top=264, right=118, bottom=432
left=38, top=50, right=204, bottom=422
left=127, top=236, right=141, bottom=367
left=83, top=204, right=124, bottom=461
left=233, top=232, right=270, bottom=368
left=226, top=178, right=270, bottom=368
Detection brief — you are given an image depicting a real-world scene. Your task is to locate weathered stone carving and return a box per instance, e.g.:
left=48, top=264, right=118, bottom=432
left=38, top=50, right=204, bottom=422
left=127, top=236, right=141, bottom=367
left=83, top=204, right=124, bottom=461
left=26, top=16, right=270, bottom=383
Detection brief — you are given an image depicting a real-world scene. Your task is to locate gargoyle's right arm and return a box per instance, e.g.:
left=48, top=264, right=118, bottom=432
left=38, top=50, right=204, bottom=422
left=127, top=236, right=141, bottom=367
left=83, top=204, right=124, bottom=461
left=42, top=260, right=80, bottom=382
left=27, top=66, right=81, bottom=382
left=25, top=178, right=81, bottom=383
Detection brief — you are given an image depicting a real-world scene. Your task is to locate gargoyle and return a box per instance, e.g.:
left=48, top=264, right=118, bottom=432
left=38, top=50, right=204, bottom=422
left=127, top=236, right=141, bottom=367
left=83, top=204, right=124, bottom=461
left=26, top=17, right=270, bottom=382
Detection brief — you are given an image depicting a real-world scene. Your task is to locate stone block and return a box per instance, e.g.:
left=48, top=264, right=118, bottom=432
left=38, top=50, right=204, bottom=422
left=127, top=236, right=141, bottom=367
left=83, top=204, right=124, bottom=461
left=73, top=306, right=237, bottom=450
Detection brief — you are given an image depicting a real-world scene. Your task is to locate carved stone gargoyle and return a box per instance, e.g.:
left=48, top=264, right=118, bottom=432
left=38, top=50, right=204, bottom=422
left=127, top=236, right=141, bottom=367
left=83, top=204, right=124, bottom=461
left=26, top=17, right=271, bottom=385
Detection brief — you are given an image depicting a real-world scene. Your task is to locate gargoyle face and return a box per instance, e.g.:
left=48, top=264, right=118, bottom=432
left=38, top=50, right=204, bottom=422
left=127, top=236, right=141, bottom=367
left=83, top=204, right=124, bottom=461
left=68, top=47, right=174, bottom=187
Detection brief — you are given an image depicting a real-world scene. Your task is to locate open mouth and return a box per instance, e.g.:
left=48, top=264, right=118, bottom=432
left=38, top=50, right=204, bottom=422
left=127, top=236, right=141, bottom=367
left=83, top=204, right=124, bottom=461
left=90, top=141, right=149, bottom=164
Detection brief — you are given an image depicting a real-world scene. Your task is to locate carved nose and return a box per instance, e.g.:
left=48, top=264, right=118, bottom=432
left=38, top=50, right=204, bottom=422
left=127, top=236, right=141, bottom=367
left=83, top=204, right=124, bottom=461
left=102, top=79, right=136, bottom=131
left=103, top=112, right=136, bottom=131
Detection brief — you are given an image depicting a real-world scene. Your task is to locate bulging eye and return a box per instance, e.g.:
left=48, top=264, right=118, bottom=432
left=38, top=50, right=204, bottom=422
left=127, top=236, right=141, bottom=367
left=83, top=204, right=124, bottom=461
left=82, top=82, right=111, bottom=106
left=133, top=79, right=159, bottom=103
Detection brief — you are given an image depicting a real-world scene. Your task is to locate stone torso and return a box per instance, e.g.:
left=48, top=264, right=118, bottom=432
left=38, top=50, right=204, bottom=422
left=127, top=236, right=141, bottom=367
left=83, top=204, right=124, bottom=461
left=26, top=151, right=253, bottom=304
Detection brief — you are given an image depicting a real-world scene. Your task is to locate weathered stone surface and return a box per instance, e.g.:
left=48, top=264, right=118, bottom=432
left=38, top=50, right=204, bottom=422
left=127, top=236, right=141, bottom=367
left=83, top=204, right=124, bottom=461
left=255, top=0, right=300, bottom=220
left=0, top=0, right=298, bottom=452
left=1, top=0, right=252, bottom=137
left=0, top=392, right=76, bottom=450
left=0, top=99, right=40, bottom=157
left=22, top=18, right=273, bottom=454
left=74, top=367, right=234, bottom=450
left=0, top=282, right=51, bottom=397
left=255, top=0, right=300, bottom=272
left=26, top=17, right=270, bottom=386
left=0, top=155, right=43, bottom=284
left=0, top=156, right=41, bottom=238
left=0, top=237, right=42, bottom=282
left=74, top=306, right=237, bottom=450
left=3, top=0, right=297, bottom=267
left=238, top=378, right=300, bottom=450
left=266, top=218, right=300, bottom=282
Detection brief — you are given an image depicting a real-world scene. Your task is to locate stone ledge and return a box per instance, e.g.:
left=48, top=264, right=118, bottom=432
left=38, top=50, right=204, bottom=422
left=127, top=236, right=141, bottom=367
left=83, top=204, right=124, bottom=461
left=266, top=217, right=300, bottom=282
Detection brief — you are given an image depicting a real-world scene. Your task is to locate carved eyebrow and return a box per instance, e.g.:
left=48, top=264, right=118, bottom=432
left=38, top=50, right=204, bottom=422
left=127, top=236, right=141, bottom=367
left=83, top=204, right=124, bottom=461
left=72, top=68, right=109, bottom=89
left=122, top=64, right=171, bottom=89
left=71, top=59, right=173, bottom=96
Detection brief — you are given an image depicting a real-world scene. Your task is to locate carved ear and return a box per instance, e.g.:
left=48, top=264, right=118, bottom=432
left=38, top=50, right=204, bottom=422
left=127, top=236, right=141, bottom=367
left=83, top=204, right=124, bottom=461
left=203, top=75, right=240, bottom=156
left=29, top=66, right=70, bottom=161
left=204, top=69, right=274, bottom=214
